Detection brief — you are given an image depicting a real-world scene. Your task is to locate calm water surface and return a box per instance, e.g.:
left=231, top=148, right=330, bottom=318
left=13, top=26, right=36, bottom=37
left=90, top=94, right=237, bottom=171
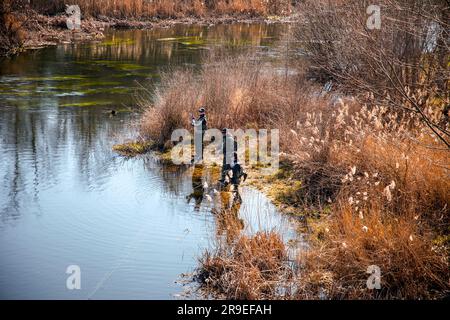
left=0, top=23, right=296, bottom=299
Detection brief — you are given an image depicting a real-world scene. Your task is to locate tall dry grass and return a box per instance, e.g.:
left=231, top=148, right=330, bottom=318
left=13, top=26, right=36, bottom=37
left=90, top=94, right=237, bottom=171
left=281, top=6, right=450, bottom=297
left=29, top=0, right=292, bottom=19
left=288, top=97, right=449, bottom=299
left=141, top=53, right=310, bottom=147
left=297, top=203, right=449, bottom=299
left=197, top=231, right=293, bottom=299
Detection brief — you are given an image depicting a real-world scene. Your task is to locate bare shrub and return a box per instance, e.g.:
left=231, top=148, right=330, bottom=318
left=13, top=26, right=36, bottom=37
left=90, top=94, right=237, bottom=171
left=0, top=0, right=28, bottom=56
left=295, top=0, right=449, bottom=147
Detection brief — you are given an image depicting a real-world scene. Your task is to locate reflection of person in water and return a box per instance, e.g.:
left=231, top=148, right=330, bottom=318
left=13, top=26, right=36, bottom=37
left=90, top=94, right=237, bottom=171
left=214, top=188, right=244, bottom=243
left=186, top=164, right=205, bottom=211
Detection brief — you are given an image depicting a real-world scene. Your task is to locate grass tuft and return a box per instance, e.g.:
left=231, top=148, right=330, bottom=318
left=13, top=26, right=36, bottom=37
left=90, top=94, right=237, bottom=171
left=112, top=140, right=153, bottom=156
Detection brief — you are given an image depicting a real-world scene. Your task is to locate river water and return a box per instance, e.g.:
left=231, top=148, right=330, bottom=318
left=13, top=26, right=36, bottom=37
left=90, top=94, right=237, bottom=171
left=0, top=23, right=296, bottom=299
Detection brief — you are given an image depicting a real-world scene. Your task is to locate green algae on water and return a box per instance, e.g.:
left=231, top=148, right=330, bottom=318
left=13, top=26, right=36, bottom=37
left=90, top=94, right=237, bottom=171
left=22, top=75, right=88, bottom=82
left=59, top=101, right=114, bottom=107
left=98, top=38, right=135, bottom=47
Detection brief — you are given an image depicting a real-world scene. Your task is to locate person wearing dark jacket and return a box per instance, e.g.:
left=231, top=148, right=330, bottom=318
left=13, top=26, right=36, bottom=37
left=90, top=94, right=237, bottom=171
left=219, top=128, right=247, bottom=185
left=219, top=128, right=235, bottom=182
left=191, top=107, right=207, bottom=163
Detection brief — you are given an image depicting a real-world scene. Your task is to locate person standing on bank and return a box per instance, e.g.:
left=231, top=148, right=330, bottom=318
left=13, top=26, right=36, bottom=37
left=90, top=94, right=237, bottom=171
left=191, top=107, right=207, bottom=163
left=220, top=128, right=248, bottom=185
left=230, top=151, right=247, bottom=186
left=219, top=128, right=235, bottom=183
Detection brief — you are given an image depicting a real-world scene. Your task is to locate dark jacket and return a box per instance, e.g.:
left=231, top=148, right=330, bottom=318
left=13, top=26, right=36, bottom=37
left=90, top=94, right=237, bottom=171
left=193, top=114, right=207, bottom=133
left=222, top=133, right=237, bottom=165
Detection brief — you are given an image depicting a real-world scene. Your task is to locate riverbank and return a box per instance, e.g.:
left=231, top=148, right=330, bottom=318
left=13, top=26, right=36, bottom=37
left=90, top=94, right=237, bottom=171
left=1, top=2, right=297, bottom=57
left=24, top=13, right=296, bottom=50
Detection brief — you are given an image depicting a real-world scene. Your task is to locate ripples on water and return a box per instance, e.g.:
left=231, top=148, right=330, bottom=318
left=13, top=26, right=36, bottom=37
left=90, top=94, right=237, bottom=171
left=0, top=23, right=297, bottom=299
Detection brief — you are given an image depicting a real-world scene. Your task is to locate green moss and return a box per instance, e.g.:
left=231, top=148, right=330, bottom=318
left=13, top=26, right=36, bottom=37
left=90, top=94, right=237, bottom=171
left=180, top=39, right=205, bottom=46
left=22, top=75, right=87, bottom=82
left=274, top=180, right=303, bottom=206
left=92, top=60, right=151, bottom=71
left=433, top=235, right=450, bottom=247
left=59, top=101, right=114, bottom=107
left=112, top=140, right=153, bottom=157
left=82, top=87, right=133, bottom=95
left=98, top=38, right=135, bottom=46
left=61, top=81, right=121, bottom=88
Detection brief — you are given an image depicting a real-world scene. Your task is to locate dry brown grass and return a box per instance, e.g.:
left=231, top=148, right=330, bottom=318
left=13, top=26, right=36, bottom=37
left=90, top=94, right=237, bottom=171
left=297, top=203, right=449, bottom=299
left=140, top=53, right=310, bottom=147
left=30, top=0, right=291, bottom=19
left=287, top=98, right=449, bottom=299
left=197, top=231, right=292, bottom=299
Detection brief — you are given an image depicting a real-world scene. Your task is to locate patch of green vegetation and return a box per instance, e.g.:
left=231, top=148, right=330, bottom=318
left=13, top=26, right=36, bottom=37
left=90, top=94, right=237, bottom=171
left=54, top=81, right=124, bottom=92
left=433, top=234, right=450, bottom=247
left=81, top=87, right=133, bottom=95
left=158, top=146, right=175, bottom=164
left=91, top=60, right=152, bottom=72
left=59, top=101, right=114, bottom=107
left=157, top=36, right=208, bottom=46
left=98, top=38, right=135, bottom=47
left=223, top=39, right=253, bottom=47
left=71, top=81, right=122, bottom=88
left=273, top=162, right=295, bottom=180
left=274, top=180, right=303, bottom=206
left=116, top=63, right=150, bottom=71
left=22, top=75, right=88, bottom=82
left=180, top=39, right=205, bottom=46
left=113, top=140, right=153, bottom=157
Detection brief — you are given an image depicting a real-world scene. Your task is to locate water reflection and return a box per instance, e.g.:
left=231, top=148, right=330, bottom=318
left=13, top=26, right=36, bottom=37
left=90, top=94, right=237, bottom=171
left=0, top=23, right=286, bottom=110
left=186, top=164, right=206, bottom=211
left=214, top=187, right=245, bottom=244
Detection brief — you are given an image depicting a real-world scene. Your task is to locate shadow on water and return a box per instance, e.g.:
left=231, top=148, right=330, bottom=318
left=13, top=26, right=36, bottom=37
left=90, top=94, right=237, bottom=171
left=0, top=23, right=298, bottom=299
